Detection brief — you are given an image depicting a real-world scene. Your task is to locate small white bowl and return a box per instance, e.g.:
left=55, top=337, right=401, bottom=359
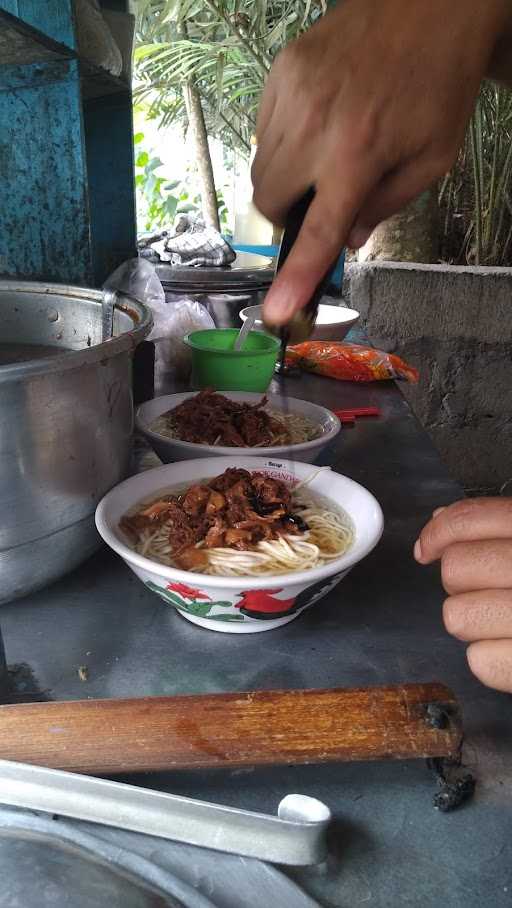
left=95, top=456, right=384, bottom=634
left=135, top=392, right=341, bottom=465
left=240, top=303, right=359, bottom=342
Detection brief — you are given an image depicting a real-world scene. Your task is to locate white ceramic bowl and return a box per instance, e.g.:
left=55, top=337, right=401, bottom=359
left=135, top=391, right=341, bottom=465
left=240, top=303, right=359, bottom=342
left=95, top=456, right=384, bottom=634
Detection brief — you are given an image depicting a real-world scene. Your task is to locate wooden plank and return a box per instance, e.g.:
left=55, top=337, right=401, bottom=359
left=0, top=1, right=76, bottom=49
left=0, top=683, right=462, bottom=775
left=0, top=7, right=75, bottom=64
left=0, top=8, right=128, bottom=97
left=0, top=23, right=66, bottom=65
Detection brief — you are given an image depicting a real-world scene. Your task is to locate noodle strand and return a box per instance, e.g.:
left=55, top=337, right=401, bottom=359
left=129, top=488, right=354, bottom=576
left=150, top=406, right=320, bottom=448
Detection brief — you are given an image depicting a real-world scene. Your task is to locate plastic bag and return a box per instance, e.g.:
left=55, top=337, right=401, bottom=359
left=285, top=341, right=419, bottom=383
left=104, top=258, right=165, bottom=320
left=152, top=297, right=215, bottom=381
left=104, top=258, right=214, bottom=380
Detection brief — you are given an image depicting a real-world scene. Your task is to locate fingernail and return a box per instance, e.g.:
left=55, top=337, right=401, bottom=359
left=414, top=538, right=423, bottom=562
left=433, top=507, right=446, bottom=518
left=347, top=226, right=372, bottom=249
left=264, top=294, right=296, bottom=325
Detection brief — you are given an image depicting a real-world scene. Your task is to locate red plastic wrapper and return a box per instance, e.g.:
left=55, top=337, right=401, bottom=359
left=285, top=341, right=419, bottom=383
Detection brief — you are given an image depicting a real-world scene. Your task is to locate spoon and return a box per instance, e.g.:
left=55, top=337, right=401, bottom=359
left=233, top=312, right=256, bottom=351
left=101, top=288, right=117, bottom=342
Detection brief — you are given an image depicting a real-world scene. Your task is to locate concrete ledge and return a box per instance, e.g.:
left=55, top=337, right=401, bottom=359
left=344, top=262, right=512, bottom=492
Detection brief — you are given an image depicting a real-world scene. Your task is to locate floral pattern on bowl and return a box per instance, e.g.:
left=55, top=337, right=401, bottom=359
left=142, top=571, right=349, bottom=633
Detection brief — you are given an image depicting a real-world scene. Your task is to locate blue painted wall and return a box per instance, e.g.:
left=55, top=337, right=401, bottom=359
left=0, top=0, right=76, bottom=47
left=0, top=0, right=137, bottom=286
left=0, top=60, right=92, bottom=283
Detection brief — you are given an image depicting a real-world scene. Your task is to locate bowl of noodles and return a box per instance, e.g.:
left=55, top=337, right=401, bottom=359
left=135, top=390, right=340, bottom=464
left=95, top=457, right=384, bottom=634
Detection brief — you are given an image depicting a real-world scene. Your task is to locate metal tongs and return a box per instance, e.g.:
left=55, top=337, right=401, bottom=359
left=0, top=758, right=331, bottom=866
left=265, top=188, right=341, bottom=371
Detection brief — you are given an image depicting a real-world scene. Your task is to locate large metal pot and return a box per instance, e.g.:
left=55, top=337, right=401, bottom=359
left=0, top=282, right=152, bottom=604
left=155, top=252, right=274, bottom=329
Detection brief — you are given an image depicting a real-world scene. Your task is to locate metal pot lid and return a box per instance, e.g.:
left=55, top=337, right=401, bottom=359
left=155, top=252, right=274, bottom=292
left=0, top=809, right=320, bottom=908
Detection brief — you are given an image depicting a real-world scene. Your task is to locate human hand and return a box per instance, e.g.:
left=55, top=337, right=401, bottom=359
left=252, top=0, right=510, bottom=326
left=415, top=498, right=512, bottom=692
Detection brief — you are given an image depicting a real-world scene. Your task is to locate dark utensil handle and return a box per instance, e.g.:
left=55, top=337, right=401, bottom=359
left=273, top=188, right=340, bottom=345
left=275, top=188, right=316, bottom=275
left=132, top=341, right=155, bottom=405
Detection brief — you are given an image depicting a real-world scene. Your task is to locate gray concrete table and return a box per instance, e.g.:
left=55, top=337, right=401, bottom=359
left=1, top=372, right=512, bottom=907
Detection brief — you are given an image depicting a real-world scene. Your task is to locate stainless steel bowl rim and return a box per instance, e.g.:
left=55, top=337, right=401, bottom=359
left=0, top=282, right=153, bottom=383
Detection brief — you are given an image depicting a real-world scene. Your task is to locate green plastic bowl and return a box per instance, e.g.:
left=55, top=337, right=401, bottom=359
left=184, top=328, right=280, bottom=392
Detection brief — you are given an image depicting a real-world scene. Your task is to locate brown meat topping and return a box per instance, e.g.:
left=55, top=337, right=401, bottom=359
left=182, top=485, right=210, bottom=516
left=158, top=389, right=285, bottom=447
left=121, top=469, right=309, bottom=560
left=175, top=546, right=209, bottom=571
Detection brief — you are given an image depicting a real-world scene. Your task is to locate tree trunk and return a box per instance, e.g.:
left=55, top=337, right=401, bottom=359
left=358, top=189, right=439, bottom=263
left=183, top=81, right=220, bottom=231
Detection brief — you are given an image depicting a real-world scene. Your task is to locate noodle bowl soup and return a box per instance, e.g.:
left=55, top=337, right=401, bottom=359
left=120, top=469, right=354, bottom=576
left=135, top=392, right=340, bottom=465
left=95, top=457, right=384, bottom=634
left=150, top=389, right=321, bottom=448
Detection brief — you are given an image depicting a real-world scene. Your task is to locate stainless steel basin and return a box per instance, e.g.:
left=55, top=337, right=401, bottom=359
left=0, top=281, right=152, bottom=603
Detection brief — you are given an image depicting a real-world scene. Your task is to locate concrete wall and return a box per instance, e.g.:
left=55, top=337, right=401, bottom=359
left=343, top=262, right=512, bottom=493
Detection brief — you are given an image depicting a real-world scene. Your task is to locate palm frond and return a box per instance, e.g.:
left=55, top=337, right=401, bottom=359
left=134, top=0, right=321, bottom=152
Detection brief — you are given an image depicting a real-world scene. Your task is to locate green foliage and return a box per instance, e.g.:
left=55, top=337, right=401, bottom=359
left=134, top=0, right=325, bottom=156
left=133, top=1, right=325, bottom=231
left=440, top=84, right=512, bottom=266
left=135, top=2, right=512, bottom=265
left=135, top=139, right=181, bottom=231
left=134, top=131, right=228, bottom=232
